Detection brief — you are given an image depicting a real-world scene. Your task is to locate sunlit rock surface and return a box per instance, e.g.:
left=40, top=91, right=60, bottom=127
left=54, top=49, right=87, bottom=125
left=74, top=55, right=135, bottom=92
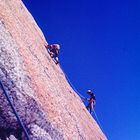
left=0, top=0, right=107, bottom=139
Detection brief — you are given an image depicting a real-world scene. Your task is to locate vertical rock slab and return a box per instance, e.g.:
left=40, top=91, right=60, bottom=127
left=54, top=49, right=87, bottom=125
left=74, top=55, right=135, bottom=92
left=0, top=0, right=107, bottom=140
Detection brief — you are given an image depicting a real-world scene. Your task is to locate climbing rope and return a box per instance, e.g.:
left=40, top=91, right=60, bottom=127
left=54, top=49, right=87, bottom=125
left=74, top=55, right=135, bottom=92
left=59, top=64, right=86, bottom=100
left=92, top=110, right=103, bottom=130
left=0, top=81, right=31, bottom=140
left=92, top=110, right=107, bottom=138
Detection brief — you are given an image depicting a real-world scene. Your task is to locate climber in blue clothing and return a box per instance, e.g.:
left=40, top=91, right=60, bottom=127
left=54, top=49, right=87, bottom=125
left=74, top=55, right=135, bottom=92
left=45, top=43, right=60, bottom=64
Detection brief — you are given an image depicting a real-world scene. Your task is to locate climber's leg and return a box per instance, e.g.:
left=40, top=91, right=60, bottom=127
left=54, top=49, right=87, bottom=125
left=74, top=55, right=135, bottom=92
left=90, top=102, right=94, bottom=113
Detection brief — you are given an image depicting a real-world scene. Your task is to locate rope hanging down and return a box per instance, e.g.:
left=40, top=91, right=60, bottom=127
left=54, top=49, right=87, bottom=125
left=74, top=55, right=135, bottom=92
left=92, top=110, right=107, bottom=138
left=92, top=110, right=103, bottom=130
left=0, top=81, right=31, bottom=140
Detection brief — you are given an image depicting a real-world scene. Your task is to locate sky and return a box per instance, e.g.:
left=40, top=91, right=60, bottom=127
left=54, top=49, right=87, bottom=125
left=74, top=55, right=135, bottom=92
left=23, top=0, right=140, bottom=139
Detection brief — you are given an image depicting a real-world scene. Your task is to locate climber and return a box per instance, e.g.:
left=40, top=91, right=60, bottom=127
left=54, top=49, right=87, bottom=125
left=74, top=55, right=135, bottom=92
left=86, top=89, right=96, bottom=114
left=45, top=43, right=60, bottom=64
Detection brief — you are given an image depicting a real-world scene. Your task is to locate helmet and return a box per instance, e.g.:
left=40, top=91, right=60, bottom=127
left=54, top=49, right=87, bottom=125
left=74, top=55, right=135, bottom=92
left=55, top=44, right=60, bottom=50
left=87, top=89, right=92, bottom=93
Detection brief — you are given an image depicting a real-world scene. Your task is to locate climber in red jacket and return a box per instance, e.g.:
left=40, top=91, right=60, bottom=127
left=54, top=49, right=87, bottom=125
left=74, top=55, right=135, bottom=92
left=86, top=89, right=96, bottom=113
left=45, top=43, right=60, bottom=64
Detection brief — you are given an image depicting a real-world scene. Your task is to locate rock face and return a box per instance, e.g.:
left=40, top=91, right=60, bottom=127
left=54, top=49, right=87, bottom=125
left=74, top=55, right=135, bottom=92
left=0, top=0, right=107, bottom=140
